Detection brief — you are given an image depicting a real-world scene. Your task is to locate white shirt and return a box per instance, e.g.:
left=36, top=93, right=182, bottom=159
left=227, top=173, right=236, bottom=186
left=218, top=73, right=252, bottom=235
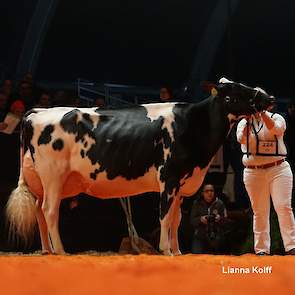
left=236, top=111, right=287, bottom=166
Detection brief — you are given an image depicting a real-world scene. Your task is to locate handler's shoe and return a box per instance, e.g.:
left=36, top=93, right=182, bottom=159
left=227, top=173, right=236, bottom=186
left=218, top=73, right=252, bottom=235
left=256, top=252, right=269, bottom=256
left=286, top=248, right=295, bottom=255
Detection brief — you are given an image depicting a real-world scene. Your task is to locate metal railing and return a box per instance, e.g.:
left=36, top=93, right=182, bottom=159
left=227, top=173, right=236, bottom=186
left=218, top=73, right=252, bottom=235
left=77, top=78, right=159, bottom=107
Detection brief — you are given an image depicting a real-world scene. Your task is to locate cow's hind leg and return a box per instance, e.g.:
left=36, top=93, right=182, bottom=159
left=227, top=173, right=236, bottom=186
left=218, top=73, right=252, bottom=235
left=41, top=181, right=65, bottom=255
left=170, top=197, right=183, bottom=255
left=159, top=192, right=173, bottom=255
left=35, top=199, right=52, bottom=254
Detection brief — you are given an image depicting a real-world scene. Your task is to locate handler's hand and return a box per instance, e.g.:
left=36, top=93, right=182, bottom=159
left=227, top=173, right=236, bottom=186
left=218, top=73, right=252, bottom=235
left=200, top=215, right=208, bottom=224
left=215, top=214, right=221, bottom=222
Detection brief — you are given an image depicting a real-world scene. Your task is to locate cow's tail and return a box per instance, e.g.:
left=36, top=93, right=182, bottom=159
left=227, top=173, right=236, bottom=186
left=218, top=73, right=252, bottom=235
left=6, top=117, right=36, bottom=246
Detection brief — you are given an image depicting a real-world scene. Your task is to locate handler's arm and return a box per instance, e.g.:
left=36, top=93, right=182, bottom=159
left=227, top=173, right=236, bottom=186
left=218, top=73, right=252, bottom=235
left=261, top=112, right=286, bottom=136
left=236, top=118, right=249, bottom=144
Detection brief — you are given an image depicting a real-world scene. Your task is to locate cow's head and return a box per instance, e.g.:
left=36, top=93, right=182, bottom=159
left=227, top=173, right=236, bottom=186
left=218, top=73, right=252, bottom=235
left=213, top=77, right=276, bottom=116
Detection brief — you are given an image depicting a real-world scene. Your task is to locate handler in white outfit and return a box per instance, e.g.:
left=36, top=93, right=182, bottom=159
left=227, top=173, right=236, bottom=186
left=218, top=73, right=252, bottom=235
left=237, top=110, right=295, bottom=255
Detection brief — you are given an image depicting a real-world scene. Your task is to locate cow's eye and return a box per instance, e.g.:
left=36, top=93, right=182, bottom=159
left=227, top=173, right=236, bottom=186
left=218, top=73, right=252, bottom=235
left=225, top=96, right=231, bottom=103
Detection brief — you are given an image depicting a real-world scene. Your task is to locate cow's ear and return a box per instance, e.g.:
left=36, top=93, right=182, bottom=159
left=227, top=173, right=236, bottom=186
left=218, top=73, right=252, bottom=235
left=211, top=87, right=218, bottom=97
left=200, top=81, right=216, bottom=93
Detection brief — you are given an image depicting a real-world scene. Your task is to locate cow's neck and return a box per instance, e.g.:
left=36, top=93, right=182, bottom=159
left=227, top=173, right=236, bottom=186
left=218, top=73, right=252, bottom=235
left=184, top=95, right=231, bottom=168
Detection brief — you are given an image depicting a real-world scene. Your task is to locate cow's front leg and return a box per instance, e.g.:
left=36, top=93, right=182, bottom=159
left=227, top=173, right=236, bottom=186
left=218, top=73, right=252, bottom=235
left=159, top=192, right=173, bottom=255
left=170, top=197, right=183, bottom=255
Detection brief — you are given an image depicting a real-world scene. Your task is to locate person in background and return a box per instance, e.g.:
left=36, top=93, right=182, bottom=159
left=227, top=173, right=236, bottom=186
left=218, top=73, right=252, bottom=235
left=17, top=80, right=35, bottom=109
left=94, top=96, right=105, bottom=107
left=159, top=86, right=173, bottom=102
left=35, top=91, right=52, bottom=108
left=190, top=184, right=227, bottom=254
left=237, top=104, right=295, bottom=255
left=52, top=90, right=69, bottom=106
left=0, top=100, right=25, bottom=133
left=0, top=90, right=9, bottom=131
left=10, top=100, right=25, bottom=118
left=1, top=79, right=13, bottom=99
left=23, top=72, right=33, bottom=85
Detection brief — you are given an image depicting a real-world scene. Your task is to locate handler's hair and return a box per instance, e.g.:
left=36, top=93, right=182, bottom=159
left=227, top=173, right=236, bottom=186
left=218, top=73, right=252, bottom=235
left=201, top=183, right=215, bottom=192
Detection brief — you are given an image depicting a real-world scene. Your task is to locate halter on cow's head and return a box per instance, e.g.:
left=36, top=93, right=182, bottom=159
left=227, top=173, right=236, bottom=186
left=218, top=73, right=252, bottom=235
left=213, top=77, right=276, bottom=116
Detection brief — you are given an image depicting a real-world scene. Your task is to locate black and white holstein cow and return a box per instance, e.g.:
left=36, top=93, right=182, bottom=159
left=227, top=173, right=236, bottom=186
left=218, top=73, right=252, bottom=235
left=6, top=78, right=275, bottom=255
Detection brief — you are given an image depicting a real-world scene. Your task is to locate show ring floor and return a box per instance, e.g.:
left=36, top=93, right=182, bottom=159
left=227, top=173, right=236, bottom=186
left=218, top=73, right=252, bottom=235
left=0, top=254, right=294, bottom=295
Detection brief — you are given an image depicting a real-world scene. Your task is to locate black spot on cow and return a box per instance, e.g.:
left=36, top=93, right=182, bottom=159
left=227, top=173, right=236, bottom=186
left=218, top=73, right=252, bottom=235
left=82, top=113, right=92, bottom=123
left=90, top=172, right=97, bottom=180
left=162, top=127, right=172, bottom=149
left=60, top=109, right=79, bottom=134
left=80, top=149, right=85, bottom=158
left=52, top=139, right=64, bottom=151
left=86, top=106, right=167, bottom=181
left=160, top=193, right=174, bottom=219
left=89, top=167, right=104, bottom=180
left=38, top=125, right=55, bottom=146
left=75, top=113, right=94, bottom=142
left=60, top=109, right=95, bottom=143
left=84, top=141, right=88, bottom=148
left=22, top=119, right=35, bottom=162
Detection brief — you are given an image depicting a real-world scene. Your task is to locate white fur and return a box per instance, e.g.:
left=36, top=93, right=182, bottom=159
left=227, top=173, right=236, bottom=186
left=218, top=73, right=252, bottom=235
left=254, top=86, right=267, bottom=95
left=6, top=173, right=36, bottom=246
left=219, top=77, right=234, bottom=84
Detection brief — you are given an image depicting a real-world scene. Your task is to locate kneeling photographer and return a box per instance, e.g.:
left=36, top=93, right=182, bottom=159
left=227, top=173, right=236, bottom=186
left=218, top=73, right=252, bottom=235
left=190, top=184, right=227, bottom=254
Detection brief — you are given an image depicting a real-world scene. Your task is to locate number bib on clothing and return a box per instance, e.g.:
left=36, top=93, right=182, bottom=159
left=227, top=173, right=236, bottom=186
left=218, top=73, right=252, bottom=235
left=258, top=140, right=276, bottom=154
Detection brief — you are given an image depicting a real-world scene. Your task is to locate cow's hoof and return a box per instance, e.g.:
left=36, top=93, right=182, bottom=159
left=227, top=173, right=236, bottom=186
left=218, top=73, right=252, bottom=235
left=159, top=249, right=173, bottom=256
left=52, top=250, right=67, bottom=255
left=172, top=250, right=182, bottom=256
left=41, top=250, right=52, bottom=255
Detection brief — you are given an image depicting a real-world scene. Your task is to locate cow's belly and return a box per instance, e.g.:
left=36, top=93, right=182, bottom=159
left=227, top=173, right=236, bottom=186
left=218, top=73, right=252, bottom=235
left=83, top=168, right=160, bottom=198
left=179, top=166, right=210, bottom=197
left=23, top=151, right=159, bottom=199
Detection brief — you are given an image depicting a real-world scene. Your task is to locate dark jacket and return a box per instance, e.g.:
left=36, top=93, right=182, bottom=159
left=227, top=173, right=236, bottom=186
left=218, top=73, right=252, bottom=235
left=190, top=197, right=227, bottom=239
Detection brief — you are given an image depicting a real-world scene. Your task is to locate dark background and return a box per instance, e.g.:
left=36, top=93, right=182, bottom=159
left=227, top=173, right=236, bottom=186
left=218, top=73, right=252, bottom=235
left=1, top=0, right=295, bottom=96
left=0, top=0, right=294, bottom=253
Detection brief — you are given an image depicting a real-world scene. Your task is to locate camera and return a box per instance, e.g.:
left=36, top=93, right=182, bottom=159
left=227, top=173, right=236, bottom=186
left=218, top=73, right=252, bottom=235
left=206, top=214, right=217, bottom=240
left=206, top=214, right=216, bottom=223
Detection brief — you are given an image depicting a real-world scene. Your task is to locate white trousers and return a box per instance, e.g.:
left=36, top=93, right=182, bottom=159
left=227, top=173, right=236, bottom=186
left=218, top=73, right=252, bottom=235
left=244, top=161, right=295, bottom=254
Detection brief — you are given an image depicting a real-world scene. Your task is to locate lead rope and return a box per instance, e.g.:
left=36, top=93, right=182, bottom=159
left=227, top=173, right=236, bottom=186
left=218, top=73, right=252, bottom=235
left=246, top=118, right=250, bottom=158
left=246, top=89, right=260, bottom=158
left=119, top=197, right=140, bottom=253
